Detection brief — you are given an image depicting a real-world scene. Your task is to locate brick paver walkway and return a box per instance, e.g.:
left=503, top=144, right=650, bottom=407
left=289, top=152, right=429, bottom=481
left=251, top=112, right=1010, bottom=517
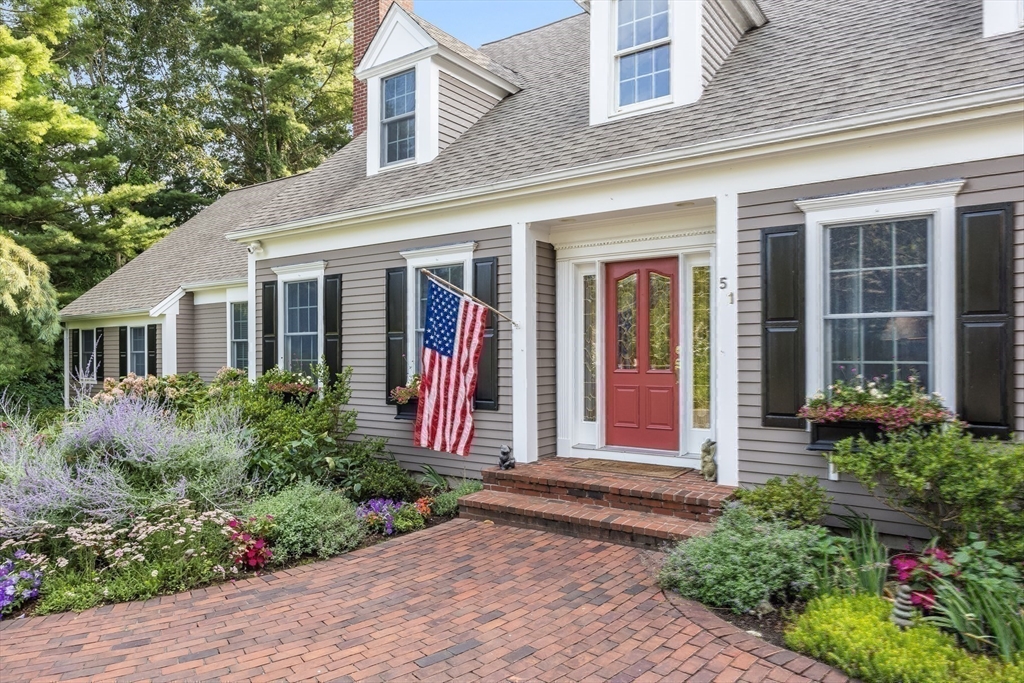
left=0, top=519, right=848, bottom=682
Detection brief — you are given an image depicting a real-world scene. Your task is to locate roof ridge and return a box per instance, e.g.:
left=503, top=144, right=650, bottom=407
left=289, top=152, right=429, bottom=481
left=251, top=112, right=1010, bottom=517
left=479, top=11, right=585, bottom=48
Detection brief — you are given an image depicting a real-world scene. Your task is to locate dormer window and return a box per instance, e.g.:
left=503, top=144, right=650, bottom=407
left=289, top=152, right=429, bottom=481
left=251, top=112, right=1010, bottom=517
left=381, top=70, right=416, bottom=166
left=616, top=0, right=670, bottom=107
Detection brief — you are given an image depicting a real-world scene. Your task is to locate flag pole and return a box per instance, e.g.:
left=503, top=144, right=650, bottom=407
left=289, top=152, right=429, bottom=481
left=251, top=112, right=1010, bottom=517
left=422, top=269, right=519, bottom=328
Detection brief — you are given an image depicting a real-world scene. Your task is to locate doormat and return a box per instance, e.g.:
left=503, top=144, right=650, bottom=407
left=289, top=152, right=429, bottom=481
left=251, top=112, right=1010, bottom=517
left=568, top=458, right=691, bottom=480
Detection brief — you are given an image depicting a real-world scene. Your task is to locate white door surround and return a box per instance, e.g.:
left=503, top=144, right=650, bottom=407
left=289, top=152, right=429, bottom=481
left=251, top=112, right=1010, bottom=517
left=553, top=211, right=716, bottom=468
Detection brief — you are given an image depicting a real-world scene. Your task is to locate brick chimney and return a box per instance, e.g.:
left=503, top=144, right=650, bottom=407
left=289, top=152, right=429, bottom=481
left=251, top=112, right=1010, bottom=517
left=353, top=0, right=415, bottom=138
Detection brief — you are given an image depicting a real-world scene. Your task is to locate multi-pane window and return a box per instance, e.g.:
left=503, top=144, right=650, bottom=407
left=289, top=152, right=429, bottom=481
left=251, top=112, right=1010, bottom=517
left=825, top=218, right=931, bottom=388
left=285, top=280, right=318, bottom=376
left=617, top=0, right=670, bottom=107
left=231, top=302, right=248, bottom=372
left=381, top=70, right=416, bottom=165
left=80, top=328, right=97, bottom=380
left=415, top=264, right=463, bottom=371
left=691, top=266, right=711, bottom=430
left=582, top=274, right=597, bottom=422
left=129, top=326, right=147, bottom=376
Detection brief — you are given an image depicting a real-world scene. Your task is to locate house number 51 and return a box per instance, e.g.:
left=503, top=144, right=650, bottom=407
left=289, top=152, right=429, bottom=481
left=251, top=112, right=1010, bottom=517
left=719, top=277, right=734, bottom=304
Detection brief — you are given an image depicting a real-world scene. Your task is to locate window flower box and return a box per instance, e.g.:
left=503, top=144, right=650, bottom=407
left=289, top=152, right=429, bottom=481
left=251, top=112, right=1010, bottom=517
left=395, top=398, right=418, bottom=421
left=800, top=376, right=953, bottom=452
left=807, top=420, right=884, bottom=452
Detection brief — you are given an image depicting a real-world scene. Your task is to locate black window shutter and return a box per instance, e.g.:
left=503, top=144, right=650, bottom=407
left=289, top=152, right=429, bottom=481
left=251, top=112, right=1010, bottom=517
left=94, top=329, right=104, bottom=380
left=146, top=324, right=158, bottom=376
left=262, top=281, right=277, bottom=374
left=324, top=274, right=342, bottom=385
left=957, top=203, right=1013, bottom=438
left=761, top=225, right=805, bottom=428
left=473, top=257, right=499, bottom=410
left=70, top=329, right=80, bottom=381
left=118, top=326, right=128, bottom=378
left=385, top=267, right=407, bottom=403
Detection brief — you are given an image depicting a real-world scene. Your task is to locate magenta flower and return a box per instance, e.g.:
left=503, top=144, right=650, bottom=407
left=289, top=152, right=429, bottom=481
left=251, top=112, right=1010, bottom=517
left=892, top=556, right=919, bottom=582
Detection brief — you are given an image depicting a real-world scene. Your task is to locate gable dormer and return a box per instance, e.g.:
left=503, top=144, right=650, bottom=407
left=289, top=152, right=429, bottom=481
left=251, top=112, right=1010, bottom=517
left=584, top=0, right=766, bottom=126
left=354, top=3, right=521, bottom=176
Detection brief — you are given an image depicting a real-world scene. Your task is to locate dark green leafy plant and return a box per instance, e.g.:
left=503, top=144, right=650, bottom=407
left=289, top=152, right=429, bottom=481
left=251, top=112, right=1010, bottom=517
left=785, top=593, right=1024, bottom=683
left=733, top=475, right=832, bottom=527
left=354, top=456, right=422, bottom=503
left=829, top=425, right=1024, bottom=562
left=431, top=480, right=483, bottom=517
left=420, top=464, right=450, bottom=494
left=246, top=483, right=364, bottom=564
left=658, top=505, right=823, bottom=614
left=838, top=511, right=889, bottom=596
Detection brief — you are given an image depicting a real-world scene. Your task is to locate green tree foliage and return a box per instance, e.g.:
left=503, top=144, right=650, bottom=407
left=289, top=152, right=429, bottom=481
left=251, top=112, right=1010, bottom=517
left=57, top=0, right=226, bottom=225
left=0, top=233, right=61, bottom=383
left=203, top=0, right=353, bottom=184
left=0, top=0, right=171, bottom=305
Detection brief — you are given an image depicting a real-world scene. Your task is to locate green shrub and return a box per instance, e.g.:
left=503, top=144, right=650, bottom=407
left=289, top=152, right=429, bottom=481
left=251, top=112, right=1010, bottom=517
left=837, top=511, right=889, bottom=596
left=830, top=424, right=1024, bottom=562
left=354, top=457, right=421, bottom=503
left=392, top=505, right=425, bottom=534
left=247, top=483, right=363, bottom=563
left=733, top=475, right=832, bottom=527
left=209, top=365, right=367, bottom=492
left=785, top=593, right=1024, bottom=683
left=431, top=479, right=483, bottom=517
left=658, top=505, right=823, bottom=613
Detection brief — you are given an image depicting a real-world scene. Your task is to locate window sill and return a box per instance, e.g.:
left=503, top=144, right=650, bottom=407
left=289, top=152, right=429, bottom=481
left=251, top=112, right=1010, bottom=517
left=608, top=95, right=675, bottom=121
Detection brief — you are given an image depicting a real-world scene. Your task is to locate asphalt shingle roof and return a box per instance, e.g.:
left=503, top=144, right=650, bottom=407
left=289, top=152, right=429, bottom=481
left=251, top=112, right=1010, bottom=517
left=60, top=175, right=303, bottom=318
left=237, top=0, right=1024, bottom=234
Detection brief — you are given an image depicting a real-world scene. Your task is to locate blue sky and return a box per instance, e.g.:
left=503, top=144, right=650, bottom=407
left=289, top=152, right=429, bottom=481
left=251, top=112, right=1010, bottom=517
left=416, top=0, right=583, bottom=47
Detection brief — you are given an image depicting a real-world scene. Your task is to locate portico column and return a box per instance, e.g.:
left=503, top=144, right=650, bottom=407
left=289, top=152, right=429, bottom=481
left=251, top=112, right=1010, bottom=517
left=714, top=193, right=740, bottom=486
left=511, top=221, right=539, bottom=463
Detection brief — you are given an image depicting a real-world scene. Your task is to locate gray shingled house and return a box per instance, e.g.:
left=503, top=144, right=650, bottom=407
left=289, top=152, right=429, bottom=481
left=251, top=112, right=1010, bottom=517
left=62, top=0, right=1024, bottom=537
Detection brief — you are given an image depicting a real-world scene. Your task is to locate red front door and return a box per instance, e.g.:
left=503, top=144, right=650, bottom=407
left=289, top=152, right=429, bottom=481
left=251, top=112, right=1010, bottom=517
left=604, top=258, right=679, bottom=450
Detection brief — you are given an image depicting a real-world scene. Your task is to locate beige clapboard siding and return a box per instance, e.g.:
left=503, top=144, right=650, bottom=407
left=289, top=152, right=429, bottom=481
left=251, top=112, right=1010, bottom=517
left=702, top=0, right=744, bottom=86
left=193, top=303, right=227, bottom=382
left=256, top=226, right=512, bottom=478
left=537, top=241, right=557, bottom=458
left=176, top=292, right=195, bottom=375
left=438, top=71, right=500, bottom=152
left=737, top=155, right=1024, bottom=537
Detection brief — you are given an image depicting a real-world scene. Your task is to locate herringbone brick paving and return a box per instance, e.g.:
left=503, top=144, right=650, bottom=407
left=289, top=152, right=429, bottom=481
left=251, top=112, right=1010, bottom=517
left=0, top=519, right=848, bottom=682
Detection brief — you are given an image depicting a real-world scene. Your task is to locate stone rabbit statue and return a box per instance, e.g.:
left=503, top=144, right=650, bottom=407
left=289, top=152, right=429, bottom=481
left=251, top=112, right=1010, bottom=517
left=700, top=439, right=717, bottom=481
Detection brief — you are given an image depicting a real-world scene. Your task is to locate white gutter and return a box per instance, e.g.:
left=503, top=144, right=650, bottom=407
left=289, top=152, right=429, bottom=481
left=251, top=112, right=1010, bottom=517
left=226, top=84, right=1024, bottom=243
left=181, top=278, right=248, bottom=291
left=60, top=308, right=151, bottom=322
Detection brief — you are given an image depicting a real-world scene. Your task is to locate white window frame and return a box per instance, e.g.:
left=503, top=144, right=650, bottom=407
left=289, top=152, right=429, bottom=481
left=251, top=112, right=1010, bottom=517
left=272, top=262, right=326, bottom=375
left=128, top=325, right=147, bottom=377
left=588, top=0, right=702, bottom=125
left=983, top=0, right=1024, bottom=37
left=796, top=181, right=964, bottom=417
left=683, top=254, right=713, bottom=455
left=79, top=328, right=100, bottom=381
left=400, top=242, right=476, bottom=379
left=228, top=301, right=249, bottom=371
left=380, top=68, right=417, bottom=168
left=613, top=0, right=672, bottom=113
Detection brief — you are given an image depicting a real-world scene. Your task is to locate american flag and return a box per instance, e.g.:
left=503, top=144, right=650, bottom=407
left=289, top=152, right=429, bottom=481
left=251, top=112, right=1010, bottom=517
left=414, top=280, right=489, bottom=457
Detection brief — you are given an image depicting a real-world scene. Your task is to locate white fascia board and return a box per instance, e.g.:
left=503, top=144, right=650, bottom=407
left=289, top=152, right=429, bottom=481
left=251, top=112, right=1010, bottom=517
left=182, top=278, right=248, bottom=291
left=60, top=308, right=150, bottom=322
left=225, top=85, right=1024, bottom=244
left=149, top=288, right=186, bottom=317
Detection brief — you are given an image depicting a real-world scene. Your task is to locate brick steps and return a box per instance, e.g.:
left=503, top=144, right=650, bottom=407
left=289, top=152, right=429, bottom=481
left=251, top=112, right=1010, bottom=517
left=481, top=459, right=735, bottom=523
left=460, top=490, right=714, bottom=550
